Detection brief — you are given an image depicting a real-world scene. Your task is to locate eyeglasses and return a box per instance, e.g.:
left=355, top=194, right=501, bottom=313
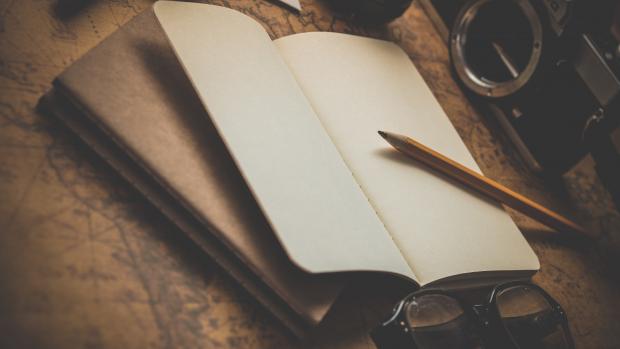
left=371, top=281, right=574, bottom=349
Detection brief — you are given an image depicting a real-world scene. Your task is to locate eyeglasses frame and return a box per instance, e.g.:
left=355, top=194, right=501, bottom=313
left=370, top=281, right=575, bottom=349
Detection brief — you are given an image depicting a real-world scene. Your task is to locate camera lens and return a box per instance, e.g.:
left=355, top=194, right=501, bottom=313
left=466, top=1, right=533, bottom=82
left=451, top=0, right=543, bottom=98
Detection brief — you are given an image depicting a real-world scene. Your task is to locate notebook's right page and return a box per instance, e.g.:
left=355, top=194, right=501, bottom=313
left=274, top=33, right=539, bottom=286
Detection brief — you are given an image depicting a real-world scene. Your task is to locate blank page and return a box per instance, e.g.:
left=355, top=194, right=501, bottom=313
left=154, top=2, right=414, bottom=279
left=275, top=33, right=539, bottom=285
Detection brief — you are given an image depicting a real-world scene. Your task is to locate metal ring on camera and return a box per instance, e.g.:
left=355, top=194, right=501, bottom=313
left=450, top=0, right=544, bottom=98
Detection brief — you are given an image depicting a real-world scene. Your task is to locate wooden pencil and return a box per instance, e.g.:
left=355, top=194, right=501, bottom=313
left=378, top=131, right=594, bottom=238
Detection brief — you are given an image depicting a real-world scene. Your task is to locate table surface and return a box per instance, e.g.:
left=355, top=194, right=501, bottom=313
left=1, top=1, right=620, bottom=348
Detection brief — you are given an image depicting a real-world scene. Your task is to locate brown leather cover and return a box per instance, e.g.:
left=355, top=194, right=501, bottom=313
left=41, top=8, right=343, bottom=335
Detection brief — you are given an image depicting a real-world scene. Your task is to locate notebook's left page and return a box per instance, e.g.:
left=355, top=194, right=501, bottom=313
left=154, top=1, right=415, bottom=280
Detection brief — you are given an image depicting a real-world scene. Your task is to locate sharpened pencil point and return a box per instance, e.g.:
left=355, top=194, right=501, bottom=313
left=378, top=131, right=387, bottom=139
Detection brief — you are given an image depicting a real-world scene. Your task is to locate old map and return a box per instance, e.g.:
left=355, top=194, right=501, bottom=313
left=1, top=0, right=620, bottom=348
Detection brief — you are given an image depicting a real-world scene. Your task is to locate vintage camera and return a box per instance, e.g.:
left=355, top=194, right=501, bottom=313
left=420, top=0, right=620, bottom=206
left=332, top=0, right=620, bottom=205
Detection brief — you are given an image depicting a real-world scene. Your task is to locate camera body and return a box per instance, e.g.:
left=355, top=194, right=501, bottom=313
left=421, top=0, right=620, bottom=175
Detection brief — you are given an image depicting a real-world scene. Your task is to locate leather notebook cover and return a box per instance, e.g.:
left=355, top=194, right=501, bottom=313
left=40, top=8, right=343, bottom=335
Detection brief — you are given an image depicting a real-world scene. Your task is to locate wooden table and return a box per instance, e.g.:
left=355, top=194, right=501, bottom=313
left=1, top=0, right=619, bottom=348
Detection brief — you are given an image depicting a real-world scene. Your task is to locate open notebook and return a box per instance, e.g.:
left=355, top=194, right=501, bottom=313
left=154, top=1, right=539, bottom=287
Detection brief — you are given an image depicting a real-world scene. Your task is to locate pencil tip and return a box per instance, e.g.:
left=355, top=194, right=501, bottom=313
left=378, top=130, right=387, bottom=139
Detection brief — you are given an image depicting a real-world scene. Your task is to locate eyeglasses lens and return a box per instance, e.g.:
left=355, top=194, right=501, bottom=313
left=405, top=294, right=484, bottom=349
left=497, top=286, right=569, bottom=349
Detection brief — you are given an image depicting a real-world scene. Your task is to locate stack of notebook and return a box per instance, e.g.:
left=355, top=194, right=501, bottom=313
left=40, top=1, right=539, bottom=337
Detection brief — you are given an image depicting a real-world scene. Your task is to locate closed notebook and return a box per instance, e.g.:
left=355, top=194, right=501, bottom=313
left=41, top=8, right=342, bottom=337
